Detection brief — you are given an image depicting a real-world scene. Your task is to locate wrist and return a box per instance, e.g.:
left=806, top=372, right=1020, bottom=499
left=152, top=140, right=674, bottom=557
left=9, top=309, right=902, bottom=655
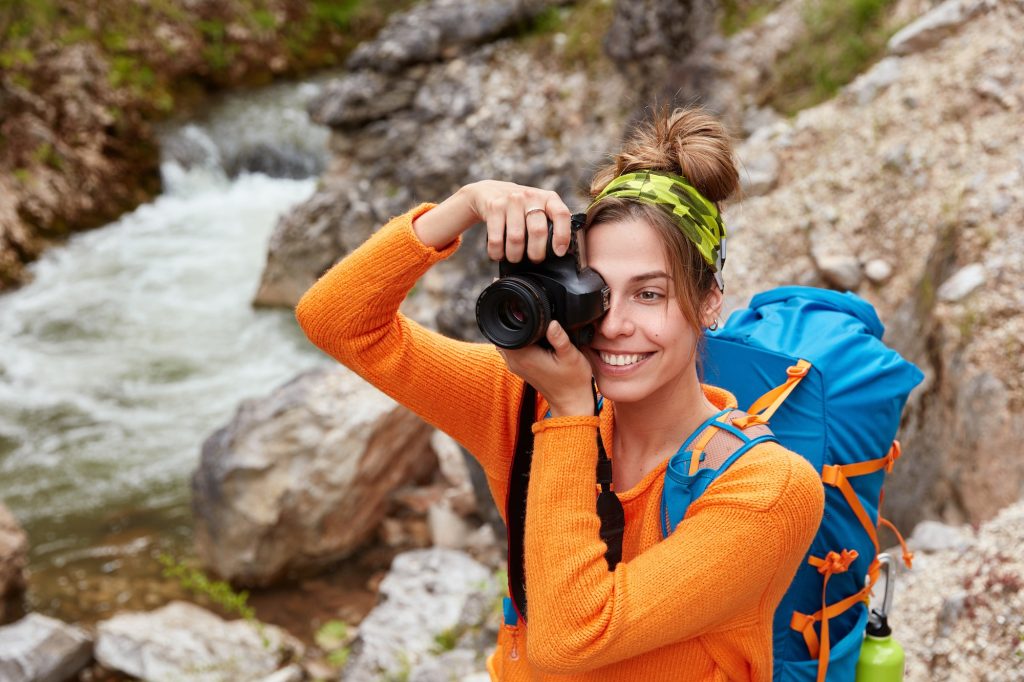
left=412, top=187, right=476, bottom=249
left=547, top=395, right=596, bottom=418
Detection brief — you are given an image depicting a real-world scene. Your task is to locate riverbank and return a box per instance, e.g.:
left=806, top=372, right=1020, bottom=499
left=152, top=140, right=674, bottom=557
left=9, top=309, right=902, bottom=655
left=0, top=0, right=413, bottom=290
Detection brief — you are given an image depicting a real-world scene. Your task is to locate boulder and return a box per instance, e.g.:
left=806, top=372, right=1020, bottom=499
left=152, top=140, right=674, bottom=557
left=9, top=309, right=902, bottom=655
left=192, top=366, right=436, bottom=586
left=0, top=504, right=28, bottom=623
left=95, top=601, right=302, bottom=682
left=345, top=0, right=568, bottom=73
left=0, top=613, right=92, bottom=682
left=341, top=548, right=498, bottom=682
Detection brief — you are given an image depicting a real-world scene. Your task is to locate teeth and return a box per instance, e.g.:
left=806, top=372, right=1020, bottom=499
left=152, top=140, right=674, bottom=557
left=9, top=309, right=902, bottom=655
left=600, top=352, right=649, bottom=366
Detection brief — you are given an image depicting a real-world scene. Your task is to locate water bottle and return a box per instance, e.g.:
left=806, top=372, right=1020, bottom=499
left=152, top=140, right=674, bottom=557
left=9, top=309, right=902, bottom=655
left=856, top=554, right=905, bottom=682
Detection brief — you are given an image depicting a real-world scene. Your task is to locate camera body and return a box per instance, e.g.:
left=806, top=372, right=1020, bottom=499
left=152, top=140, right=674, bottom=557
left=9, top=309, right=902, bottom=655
left=475, top=214, right=610, bottom=349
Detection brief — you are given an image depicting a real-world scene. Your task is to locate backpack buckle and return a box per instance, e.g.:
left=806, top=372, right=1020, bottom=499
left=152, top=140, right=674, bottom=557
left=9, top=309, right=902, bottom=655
left=787, top=362, right=810, bottom=378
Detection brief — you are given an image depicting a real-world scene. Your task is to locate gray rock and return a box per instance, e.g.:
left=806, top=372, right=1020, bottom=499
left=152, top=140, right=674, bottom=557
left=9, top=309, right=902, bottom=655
left=410, top=648, right=481, bottom=682
left=888, top=0, right=990, bottom=55
left=816, top=254, right=863, bottom=291
left=192, top=366, right=436, bottom=586
left=347, top=0, right=564, bottom=73
left=95, top=601, right=302, bottom=682
left=0, top=613, right=92, bottom=682
left=846, top=57, right=903, bottom=105
left=252, top=181, right=410, bottom=308
left=991, top=192, right=1013, bottom=216
left=308, top=70, right=423, bottom=128
left=937, top=263, right=986, bottom=302
left=909, top=520, right=975, bottom=553
left=738, top=146, right=780, bottom=197
left=937, top=589, right=968, bottom=638
left=342, top=549, right=498, bottom=682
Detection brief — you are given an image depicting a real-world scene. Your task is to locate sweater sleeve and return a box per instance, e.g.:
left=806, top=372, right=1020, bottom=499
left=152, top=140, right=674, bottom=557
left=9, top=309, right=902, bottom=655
left=523, top=418, right=824, bottom=674
left=295, top=204, right=525, bottom=494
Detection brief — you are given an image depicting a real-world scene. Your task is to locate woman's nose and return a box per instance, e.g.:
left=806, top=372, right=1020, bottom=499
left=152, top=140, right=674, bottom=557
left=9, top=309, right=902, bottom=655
left=599, top=297, right=633, bottom=338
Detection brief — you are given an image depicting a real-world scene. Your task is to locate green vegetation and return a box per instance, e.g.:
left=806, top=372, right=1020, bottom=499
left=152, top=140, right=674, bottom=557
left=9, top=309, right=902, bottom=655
left=314, top=619, right=353, bottom=669
left=516, top=0, right=616, bottom=72
left=0, top=0, right=417, bottom=118
left=432, top=626, right=461, bottom=653
left=763, top=0, right=902, bottom=115
left=157, top=553, right=258, bottom=623
left=720, top=0, right=775, bottom=36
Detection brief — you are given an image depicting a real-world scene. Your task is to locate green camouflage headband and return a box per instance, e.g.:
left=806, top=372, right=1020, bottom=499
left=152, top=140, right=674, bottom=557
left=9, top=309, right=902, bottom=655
left=590, top=170, right=726, bottom=290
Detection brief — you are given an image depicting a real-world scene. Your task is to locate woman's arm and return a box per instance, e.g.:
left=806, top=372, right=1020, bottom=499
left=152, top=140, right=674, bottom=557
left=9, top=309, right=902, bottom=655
left=295, top=182, right=575, bottom=488
left=522, top=420, right=824, bottom=674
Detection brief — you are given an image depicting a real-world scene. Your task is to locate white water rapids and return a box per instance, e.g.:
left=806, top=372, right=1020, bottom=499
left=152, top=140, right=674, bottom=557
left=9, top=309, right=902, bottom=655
left=0, top=79, right=334, bottom=619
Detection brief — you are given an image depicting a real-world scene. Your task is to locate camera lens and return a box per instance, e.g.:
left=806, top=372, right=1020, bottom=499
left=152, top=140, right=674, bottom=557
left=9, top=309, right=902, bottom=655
left=475, top=276, right=551, bottom=349
left=500, top=300, right=528, bottom=327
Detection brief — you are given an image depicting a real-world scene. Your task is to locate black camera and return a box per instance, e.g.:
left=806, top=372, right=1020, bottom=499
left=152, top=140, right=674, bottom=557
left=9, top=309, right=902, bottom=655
left=475, top=213, right=610, bottom=349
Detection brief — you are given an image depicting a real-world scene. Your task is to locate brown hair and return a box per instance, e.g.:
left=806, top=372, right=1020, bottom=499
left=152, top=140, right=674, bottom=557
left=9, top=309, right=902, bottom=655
left=586, top=107, right=739, bottom=350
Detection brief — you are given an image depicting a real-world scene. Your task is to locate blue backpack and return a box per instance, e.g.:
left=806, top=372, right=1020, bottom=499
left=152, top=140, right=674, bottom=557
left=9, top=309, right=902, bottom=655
left=662, top=286, right=924, bottom=682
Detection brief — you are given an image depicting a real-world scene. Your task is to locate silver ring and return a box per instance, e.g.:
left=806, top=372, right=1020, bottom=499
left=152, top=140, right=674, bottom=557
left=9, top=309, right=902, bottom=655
left=525, top=207, right=546, bottom=217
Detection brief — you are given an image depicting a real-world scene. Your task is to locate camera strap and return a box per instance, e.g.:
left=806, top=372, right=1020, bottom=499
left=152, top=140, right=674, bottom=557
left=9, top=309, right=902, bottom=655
left=506, top=381, right=625, bottom=624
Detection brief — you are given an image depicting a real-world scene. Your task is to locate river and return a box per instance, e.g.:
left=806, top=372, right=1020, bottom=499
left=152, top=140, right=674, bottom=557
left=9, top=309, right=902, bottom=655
left=0, top=78, right=371, bottom=632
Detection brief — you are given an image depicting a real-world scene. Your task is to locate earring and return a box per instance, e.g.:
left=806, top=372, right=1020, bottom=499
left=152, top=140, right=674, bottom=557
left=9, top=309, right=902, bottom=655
left=708, top=318, right=720, bottom=332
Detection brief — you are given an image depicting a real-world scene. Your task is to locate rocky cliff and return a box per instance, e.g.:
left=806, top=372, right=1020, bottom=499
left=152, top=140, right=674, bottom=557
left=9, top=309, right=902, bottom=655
left=261, top=0, right=1024, bottom=533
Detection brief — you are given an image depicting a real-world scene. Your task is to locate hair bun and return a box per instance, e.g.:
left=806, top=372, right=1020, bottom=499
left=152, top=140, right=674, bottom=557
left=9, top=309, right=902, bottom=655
left=591, top=107, right=738, bottom=204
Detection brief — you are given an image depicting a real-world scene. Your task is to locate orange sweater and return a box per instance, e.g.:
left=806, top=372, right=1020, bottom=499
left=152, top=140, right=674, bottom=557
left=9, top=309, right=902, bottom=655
left=295, top=204, right=824, bottom=682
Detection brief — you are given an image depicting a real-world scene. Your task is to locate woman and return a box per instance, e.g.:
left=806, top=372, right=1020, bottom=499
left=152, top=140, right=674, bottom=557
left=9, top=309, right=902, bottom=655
left=296, top=108, right=824, bottom=681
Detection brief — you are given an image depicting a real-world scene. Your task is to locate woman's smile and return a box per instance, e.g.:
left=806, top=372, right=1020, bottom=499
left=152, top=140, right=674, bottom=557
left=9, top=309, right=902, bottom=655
left=590, top=349, right=655, bottom=374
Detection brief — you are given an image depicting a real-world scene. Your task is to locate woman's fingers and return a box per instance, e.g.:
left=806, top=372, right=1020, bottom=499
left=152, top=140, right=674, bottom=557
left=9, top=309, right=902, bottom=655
left=503, top=192, right=526, bottom=263
left=546, top=320, right=573, bottom=356
left=475, top=182, right=570, bottom=263
left=525, top=206, right=549, bottom=263
left=544, top=194, right=573, bottom=257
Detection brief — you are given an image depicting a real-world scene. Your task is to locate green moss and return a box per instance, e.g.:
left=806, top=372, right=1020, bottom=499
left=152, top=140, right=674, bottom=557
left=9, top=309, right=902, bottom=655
left=720, top=0, right=773, bottom=36
left=516, top=0, right=615, bottom=73
left=765, top=0, right=901, bottom=115
left=0, top=47, right=35, bottom=69
left=432, top=626, right=461, bottom=653
left=251, top=9, right=277, bottom=30
left=311, top=0, right=363, bottom=29
left=32, top=142, right=63, bottom=170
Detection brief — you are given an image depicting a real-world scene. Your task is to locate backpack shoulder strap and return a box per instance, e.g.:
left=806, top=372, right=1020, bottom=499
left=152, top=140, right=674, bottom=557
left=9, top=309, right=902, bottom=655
left=506, top=381, right=536, bottom=623
left=660, top=411, right=779, bottom=537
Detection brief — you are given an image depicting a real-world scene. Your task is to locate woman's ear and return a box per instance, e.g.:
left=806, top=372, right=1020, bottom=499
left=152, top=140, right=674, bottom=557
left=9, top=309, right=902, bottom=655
left=703, top=287, right=724, bottom=329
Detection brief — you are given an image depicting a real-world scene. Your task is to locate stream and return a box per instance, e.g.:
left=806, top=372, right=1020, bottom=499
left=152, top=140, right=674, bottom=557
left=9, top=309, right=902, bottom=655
left=0, top=77, right=380, bottom=635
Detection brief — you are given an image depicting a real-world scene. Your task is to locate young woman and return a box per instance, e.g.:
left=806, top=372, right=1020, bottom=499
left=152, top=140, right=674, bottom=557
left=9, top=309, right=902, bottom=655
left=296, top=108, right=824, bottom=681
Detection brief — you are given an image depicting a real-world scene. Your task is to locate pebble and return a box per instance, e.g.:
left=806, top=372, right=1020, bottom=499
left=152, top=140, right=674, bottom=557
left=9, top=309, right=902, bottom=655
left=865, top=259, right=894, bottom=283
left=937, top=263, right=987, bottom=302
left=817, top=254, right=863, bottom=291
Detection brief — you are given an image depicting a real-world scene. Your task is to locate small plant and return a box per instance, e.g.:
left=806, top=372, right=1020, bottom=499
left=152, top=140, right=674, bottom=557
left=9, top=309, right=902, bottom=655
left=314, top=619, right=353, bottom=669
left=157, top=553, right=269, bottom=648
left=432, top=626, right=461, bottom=653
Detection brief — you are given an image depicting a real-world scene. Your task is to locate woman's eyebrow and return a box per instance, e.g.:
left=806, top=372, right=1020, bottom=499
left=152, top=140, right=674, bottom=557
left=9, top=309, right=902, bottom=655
left=628, top=271, right=671, bottom=284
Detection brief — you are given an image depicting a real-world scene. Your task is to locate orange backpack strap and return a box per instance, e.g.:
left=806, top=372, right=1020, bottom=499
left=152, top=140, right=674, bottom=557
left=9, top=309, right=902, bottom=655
left=732, top=360, right=811, bottom=429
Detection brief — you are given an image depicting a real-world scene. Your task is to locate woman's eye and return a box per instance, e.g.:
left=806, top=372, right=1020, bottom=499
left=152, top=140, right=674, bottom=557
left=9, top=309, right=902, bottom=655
left=638, top=290, right=663, bottom=302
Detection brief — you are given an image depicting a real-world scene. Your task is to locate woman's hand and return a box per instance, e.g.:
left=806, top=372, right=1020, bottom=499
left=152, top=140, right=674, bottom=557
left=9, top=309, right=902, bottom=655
left=500, top=321, right=595, bottom=418
left=413, top=181, right=573, bottom=262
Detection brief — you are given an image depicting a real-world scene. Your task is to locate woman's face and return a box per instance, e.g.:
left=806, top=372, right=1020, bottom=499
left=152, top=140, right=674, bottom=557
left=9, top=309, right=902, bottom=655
left=583, top=218, right=716, bottom=406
